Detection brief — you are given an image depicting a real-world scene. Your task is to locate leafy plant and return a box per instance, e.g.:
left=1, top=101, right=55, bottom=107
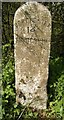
left=2, top=2, right=64, bottom=120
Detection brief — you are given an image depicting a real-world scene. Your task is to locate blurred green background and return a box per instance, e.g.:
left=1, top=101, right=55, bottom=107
left=2, top=2, right=64, bottom=120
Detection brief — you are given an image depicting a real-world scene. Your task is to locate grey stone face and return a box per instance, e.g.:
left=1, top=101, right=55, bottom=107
left=14, top=2, right=51, bottom=110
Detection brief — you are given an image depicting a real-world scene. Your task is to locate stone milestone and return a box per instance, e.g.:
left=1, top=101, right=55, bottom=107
left=14, top=2, right=51, bottom=110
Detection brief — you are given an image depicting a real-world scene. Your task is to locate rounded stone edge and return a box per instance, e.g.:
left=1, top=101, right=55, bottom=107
left=14, top=2, right=51, bottom=22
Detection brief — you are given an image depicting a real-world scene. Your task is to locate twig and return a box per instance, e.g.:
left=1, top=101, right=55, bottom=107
left=17, top=98, right=35, bottom=120
left=17, top=105, right=27, bottom=120
left=52, top=20, right=64, bottom=25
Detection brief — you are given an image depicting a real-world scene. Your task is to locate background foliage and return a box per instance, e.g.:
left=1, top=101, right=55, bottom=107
left=2, top=2, right=64, bottom=120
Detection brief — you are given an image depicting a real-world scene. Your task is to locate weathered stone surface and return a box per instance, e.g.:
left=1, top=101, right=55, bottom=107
left=14, top=2, right=51, bottom=110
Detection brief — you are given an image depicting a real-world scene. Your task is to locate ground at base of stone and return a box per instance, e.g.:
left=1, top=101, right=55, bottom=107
left=38, top=116, right=62, bottom=120
left=20, top=118, right=62, bottom=120
left=38, top=117, right=61, bottom=120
